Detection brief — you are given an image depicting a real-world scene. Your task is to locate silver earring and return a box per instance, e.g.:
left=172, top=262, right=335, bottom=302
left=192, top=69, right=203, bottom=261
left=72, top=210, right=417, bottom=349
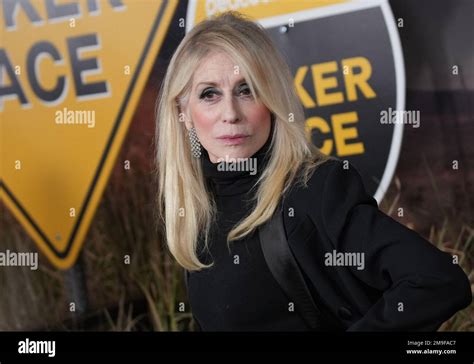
left=188, top=126, right=202, bottom=158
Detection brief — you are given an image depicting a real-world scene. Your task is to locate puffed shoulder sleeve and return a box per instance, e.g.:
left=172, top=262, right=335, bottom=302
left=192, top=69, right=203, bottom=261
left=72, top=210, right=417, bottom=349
left=318, top=159, right=472, bottom=331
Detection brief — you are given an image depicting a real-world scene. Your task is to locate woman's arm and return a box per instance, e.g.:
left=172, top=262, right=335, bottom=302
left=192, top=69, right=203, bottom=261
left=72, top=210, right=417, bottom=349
left=317, top=160, right=471, bottom=331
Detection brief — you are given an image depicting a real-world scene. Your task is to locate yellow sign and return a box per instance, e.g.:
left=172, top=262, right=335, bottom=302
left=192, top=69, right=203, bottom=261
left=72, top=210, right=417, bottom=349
left=186, top=0, right=348, bottom=30
left=0, top=0, right=178, bottom=269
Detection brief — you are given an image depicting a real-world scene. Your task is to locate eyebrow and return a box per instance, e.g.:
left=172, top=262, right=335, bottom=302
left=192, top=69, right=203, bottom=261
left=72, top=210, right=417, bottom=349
left=195, top=78, right=247, bottom=89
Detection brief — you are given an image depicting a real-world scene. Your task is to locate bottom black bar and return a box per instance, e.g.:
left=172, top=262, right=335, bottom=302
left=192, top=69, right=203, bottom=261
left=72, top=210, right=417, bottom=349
left=0, top=332, right=472, bottom=362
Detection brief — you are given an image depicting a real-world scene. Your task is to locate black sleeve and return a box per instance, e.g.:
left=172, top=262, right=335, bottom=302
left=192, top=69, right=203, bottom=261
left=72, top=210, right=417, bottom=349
left=317, top=160, right=472, bottom=331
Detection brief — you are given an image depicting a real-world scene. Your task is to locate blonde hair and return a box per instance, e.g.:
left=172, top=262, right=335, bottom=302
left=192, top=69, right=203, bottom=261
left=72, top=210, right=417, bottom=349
left=155, top=11, right=329, bottom=271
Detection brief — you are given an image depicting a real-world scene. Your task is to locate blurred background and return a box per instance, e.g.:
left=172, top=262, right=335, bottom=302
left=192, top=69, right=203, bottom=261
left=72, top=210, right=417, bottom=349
left=1, top=0, right=473, bottom=331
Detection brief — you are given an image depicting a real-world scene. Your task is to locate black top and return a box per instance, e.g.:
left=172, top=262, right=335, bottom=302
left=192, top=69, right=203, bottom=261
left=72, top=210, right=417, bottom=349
left=187, top=136, right=311, bottom=331
left=186, top=136, right=471, bottom=332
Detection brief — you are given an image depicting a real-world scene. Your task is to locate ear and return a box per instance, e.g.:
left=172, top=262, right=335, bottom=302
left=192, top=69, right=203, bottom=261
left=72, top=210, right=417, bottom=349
left=177, top=99, right=193, bottom=131
left=184, top=117, right=193, bottom=131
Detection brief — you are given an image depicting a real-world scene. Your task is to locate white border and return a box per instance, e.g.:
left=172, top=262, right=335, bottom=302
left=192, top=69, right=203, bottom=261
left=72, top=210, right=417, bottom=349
left=186, top=0, right=198, bottom=33
left=377, top=0, right=405, bottom=204
left=186, top=0, right=405, bottom=203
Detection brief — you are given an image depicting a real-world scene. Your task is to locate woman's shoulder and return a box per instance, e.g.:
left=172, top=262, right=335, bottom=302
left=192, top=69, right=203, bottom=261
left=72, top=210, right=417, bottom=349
left=284, top=157, right=376, bottom=221
left=282, top=157, right=378, bottom=248
left=288, top=157, right=353, bottom=199
left=304, top=157, right=370, bottom=195
left=306, top=157, right=343, bottom=186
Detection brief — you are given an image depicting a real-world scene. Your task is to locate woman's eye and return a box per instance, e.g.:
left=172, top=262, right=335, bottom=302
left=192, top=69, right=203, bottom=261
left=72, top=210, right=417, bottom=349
left=238, top=84, right=252, bottom=96
left=199, top=88, right=218, bottom=101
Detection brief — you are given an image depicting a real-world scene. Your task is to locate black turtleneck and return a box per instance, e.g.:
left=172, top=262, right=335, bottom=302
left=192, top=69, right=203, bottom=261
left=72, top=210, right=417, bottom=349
left=187, top=135, right=309, bottom=331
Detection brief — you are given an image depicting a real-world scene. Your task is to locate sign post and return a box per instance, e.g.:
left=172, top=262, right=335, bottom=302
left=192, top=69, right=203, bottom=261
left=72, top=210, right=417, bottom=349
left=64, top=253, right=89, bottom=325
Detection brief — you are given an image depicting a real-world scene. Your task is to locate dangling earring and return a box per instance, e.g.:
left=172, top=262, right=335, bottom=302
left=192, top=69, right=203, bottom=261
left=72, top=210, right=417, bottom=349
left=188, top=126, right=202, bottom=158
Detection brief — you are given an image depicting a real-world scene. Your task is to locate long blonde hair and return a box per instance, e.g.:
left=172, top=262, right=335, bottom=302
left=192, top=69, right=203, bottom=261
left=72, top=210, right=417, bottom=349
left=155, top=11, right=329, bottom=271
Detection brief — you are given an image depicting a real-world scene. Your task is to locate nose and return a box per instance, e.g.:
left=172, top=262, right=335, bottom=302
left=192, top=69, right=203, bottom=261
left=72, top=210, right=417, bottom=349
left=221, top=93, right=241, bottom=123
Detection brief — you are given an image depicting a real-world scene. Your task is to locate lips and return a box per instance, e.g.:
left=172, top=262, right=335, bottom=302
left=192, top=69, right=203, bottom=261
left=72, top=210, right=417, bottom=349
left=216, top=134, right=250, bottom=145
left=217, top=133, right=249, bottom=139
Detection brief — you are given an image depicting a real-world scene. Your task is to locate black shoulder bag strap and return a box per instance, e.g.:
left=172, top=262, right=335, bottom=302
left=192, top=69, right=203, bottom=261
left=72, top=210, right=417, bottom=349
left=259, top=207, right=324, bottom=330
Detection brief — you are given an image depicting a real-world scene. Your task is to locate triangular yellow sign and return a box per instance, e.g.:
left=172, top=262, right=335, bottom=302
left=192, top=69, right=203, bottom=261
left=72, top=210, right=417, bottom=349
left=0, top=0, right=178, bottom=269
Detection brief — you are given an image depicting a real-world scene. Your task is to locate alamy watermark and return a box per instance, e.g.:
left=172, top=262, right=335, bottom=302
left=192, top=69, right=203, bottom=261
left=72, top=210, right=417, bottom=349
left=18, top=338, right=55, bottom=357
left=380, top=107, right=420, bottom=128
left=0, top=250, right=38, bottom=270
left=325, top=249, right=365, bottom=271
left=216, top=156, right=257, bottom=175
left=55, top=107, right=95, bottom=128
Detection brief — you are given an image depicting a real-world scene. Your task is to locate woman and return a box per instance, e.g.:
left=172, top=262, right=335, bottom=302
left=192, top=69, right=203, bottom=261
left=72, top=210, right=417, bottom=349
left=155, top=11, right=471, bottom=331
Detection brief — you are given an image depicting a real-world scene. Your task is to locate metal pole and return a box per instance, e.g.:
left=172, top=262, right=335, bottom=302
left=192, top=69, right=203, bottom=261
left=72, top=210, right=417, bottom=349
left=64, top=253, right=89, bottom=327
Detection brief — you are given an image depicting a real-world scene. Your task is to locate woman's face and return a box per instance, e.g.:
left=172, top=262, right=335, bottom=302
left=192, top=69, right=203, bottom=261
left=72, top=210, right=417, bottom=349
left=183, top=52, right=272, bottom=163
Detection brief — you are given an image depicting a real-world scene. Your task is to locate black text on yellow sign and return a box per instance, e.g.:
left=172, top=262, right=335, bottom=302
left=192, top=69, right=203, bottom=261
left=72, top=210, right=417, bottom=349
left=295, top=56, right=377, bottom=157
left=0, top=1, right=131, bottom=109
